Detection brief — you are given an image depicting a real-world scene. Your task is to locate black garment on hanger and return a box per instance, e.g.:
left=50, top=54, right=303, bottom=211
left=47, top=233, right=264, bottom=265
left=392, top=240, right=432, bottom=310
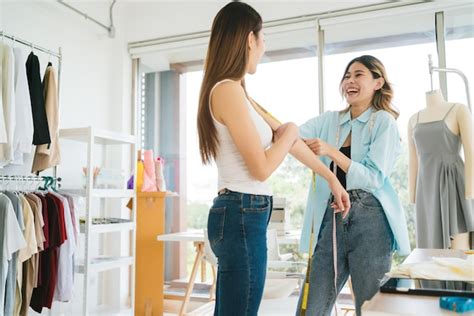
left=26, top=52, right=51, bottom=145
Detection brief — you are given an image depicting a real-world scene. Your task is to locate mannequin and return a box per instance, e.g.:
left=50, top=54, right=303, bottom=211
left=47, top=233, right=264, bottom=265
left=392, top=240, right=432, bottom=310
left=408, top=89, right=473, bottom=250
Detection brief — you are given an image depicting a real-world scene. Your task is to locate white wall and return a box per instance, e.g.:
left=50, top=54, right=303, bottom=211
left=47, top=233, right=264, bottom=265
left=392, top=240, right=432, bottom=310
left=1, top=1, right=134, bottom=314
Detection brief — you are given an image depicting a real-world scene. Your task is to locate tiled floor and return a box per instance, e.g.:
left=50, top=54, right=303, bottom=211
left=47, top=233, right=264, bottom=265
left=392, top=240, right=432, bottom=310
left=163, top=294, right=355, bottom=316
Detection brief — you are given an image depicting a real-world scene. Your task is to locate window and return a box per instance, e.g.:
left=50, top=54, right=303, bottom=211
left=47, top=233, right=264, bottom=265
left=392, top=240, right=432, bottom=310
left=445, top=7, right=474, bottom=106
left=184, top=70, right=217, bottom=230
left=323, top=12, right=438, bottom=259
left=184, top=56, right=319, bottom=231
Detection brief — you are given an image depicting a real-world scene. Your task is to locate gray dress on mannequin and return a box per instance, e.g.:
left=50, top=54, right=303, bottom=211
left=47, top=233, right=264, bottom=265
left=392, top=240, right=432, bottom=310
left=413, top=104, right=474, bottom=249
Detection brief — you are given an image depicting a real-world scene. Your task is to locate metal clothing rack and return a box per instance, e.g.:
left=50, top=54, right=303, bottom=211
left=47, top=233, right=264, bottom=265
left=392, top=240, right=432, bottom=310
left=428, top=54, right=472, bottom=112
left=0, top=31, right=63, bottom=178
left=0, top=175, right=62, bottom=190
left=0, top=31, right=62, bottom=109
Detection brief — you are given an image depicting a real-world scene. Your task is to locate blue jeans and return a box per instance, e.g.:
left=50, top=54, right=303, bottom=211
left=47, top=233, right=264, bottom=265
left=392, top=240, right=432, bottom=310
left=296, top=190, right=394, bottom=316
left=207, top=189, right=273, bottom=316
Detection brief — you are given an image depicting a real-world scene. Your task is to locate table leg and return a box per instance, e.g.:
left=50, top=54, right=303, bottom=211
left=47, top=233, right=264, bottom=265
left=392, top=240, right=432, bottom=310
left=179, top=242, right=204, bottom=316
left=201, top=257, right=207, bottom=282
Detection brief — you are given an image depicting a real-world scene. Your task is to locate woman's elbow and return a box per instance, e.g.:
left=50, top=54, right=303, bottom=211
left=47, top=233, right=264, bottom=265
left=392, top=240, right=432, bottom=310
left=249, top=165, right=271, bottom=182
left=365, top=174, right=385, bottom=192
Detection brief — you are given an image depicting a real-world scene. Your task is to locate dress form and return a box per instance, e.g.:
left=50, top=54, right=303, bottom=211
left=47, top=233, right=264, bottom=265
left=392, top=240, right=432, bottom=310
left=408, top=89, right=473, bottom=250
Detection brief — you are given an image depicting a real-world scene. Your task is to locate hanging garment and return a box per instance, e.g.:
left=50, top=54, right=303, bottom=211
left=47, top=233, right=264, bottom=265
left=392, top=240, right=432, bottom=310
left=3, top=191, right=24, bottom=316
left=21, top=194, right=44, bottom=316
left=30, top=193, right=66, bottom=312
left=50, top=192, right=75, bottom=302
left=0, top=44, right=17, bottom=167
left=413, top=105, right=474, bottom=249
left=0, top=45, right=7, bottom=144
left=0, top=193, right=26, bottom=316
left=26, top=52, right=50, bottom=146
left=12, top=47, right=34, bottom=165
left=31, top=63, right=60, bottom=173
left=14, top=195, right=38, bottom=316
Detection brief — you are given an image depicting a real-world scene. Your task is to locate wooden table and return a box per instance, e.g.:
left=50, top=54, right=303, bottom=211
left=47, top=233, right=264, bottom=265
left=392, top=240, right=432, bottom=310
left=362, top=248, right=473, bottom=315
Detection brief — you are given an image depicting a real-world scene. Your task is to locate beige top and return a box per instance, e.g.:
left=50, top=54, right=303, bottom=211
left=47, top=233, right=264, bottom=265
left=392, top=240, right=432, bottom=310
left=31, top=65, right=61, bottom=173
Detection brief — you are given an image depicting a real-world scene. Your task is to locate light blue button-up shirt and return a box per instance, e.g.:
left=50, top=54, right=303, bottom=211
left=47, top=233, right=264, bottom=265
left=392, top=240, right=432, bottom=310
left=299, top=106, right=411, bottom=256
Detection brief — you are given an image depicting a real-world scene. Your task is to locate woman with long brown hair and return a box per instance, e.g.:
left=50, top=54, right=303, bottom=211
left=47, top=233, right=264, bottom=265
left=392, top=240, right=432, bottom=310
left=198, top=2, right=350, bottom=315
left=295, top=55, right=410, bottom=315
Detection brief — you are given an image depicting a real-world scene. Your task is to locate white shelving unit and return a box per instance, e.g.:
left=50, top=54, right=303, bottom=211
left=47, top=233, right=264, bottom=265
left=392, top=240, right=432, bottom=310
left=59, top=127, right=137, bottom=316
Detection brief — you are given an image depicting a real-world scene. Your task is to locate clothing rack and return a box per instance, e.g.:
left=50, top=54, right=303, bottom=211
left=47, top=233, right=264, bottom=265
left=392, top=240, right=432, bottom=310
left=0, top=31, right=62, bottom=59
left=0, top=175, right=62, bottom=190
left=428, top=54, right=472, bottom=112
left=0, top=31, right=63, bottom=179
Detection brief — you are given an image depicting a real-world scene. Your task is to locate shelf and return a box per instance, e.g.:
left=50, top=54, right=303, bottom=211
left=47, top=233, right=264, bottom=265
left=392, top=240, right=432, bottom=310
left=76, top=256, right=134, bottom=273
left=59, top=127, right=136, bottom=145
left=94, top=189, right=134, bottom=198
left=62, top=188, right=134, bottom=198
left=80, top=221, right=135, bottom=234
left=137, top=191, right=178, bottom=198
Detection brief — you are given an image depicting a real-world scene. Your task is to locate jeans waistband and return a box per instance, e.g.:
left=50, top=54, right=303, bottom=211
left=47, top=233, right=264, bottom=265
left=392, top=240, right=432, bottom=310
left=217, top=188, right=272, bottom=203
left=330, top=189, right=372, bottom=204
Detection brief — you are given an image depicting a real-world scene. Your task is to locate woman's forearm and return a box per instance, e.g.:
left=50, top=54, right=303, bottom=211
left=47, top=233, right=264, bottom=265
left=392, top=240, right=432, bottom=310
left=290, top=139, right=338, bottom=183
left=328, top=147, right=351, bottom=173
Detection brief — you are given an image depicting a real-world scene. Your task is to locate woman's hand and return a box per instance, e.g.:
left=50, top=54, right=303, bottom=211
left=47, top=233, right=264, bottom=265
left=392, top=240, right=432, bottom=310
left=328, top=177, right=351, bottom=218
left=304, top=138, right=335, bottom=157
left=274, top=122, right=299, bottom=143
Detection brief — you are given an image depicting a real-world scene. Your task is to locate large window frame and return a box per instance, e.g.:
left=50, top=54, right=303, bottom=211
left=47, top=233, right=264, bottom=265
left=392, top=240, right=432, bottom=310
left=134, top=2, right=474, bottom=274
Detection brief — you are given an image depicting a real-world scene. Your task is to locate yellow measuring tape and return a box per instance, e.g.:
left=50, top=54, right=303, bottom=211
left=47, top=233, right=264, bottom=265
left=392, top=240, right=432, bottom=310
left=249, top=97, right=317, bottom=314
left=301, top=173, right=316, bottom=314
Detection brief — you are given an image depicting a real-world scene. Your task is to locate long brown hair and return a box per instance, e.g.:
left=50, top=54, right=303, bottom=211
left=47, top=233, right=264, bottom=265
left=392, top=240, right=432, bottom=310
left=197, top=2, right=262, bottom=164
left=340, top=55, right=399, bottom=119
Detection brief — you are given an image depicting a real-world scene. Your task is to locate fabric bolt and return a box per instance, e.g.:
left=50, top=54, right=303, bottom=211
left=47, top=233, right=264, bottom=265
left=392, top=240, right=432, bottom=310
left=413, top=105, right=474, bottom=249
left=141, top=149, right=157, bottom=191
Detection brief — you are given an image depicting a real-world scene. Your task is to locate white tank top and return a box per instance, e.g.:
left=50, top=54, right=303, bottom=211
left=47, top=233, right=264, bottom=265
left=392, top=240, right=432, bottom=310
left=209, top=79, right=273, bottom=196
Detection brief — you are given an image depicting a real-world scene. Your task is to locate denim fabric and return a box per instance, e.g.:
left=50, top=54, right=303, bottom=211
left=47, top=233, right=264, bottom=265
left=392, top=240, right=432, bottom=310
left=207, top=189, right=273, bottom=316
left=296, top=189, right=394, bottom=316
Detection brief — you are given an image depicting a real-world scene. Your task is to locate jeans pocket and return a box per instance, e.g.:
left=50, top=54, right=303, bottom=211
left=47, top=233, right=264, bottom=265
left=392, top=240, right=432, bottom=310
left=358, top=195, right=382, bottom=210
left=243, top=196, right=270, bottom=213
left=207, top=207, right=226, bottom=250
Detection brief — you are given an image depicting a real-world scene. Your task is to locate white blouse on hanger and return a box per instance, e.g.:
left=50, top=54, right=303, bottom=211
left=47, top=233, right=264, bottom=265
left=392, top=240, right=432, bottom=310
left=12, top=47, right=34, bottom=165
left=0, top=44, right=16, bottom=167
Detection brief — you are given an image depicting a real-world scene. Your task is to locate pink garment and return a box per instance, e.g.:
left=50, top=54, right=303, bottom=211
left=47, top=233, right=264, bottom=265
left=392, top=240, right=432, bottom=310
left=141, top=150, right=157, bottom=192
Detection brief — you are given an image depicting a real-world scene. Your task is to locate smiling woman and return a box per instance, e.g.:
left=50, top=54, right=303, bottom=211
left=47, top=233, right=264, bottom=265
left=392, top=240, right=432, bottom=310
left=296, top=55, right=410, bottom=316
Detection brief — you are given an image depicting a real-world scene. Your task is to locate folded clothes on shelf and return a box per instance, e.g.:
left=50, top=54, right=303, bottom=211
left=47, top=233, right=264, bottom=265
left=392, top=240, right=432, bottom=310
left=79, top=217, right=131, bottom=225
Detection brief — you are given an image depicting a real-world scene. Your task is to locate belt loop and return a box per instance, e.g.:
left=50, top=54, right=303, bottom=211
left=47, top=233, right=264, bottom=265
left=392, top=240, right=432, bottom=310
left=354, top=190, right=361, bottom=201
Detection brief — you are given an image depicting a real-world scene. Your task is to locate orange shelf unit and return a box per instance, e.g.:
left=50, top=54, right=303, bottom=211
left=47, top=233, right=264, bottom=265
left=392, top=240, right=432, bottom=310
left=135, top=191, right=167, bottom=316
